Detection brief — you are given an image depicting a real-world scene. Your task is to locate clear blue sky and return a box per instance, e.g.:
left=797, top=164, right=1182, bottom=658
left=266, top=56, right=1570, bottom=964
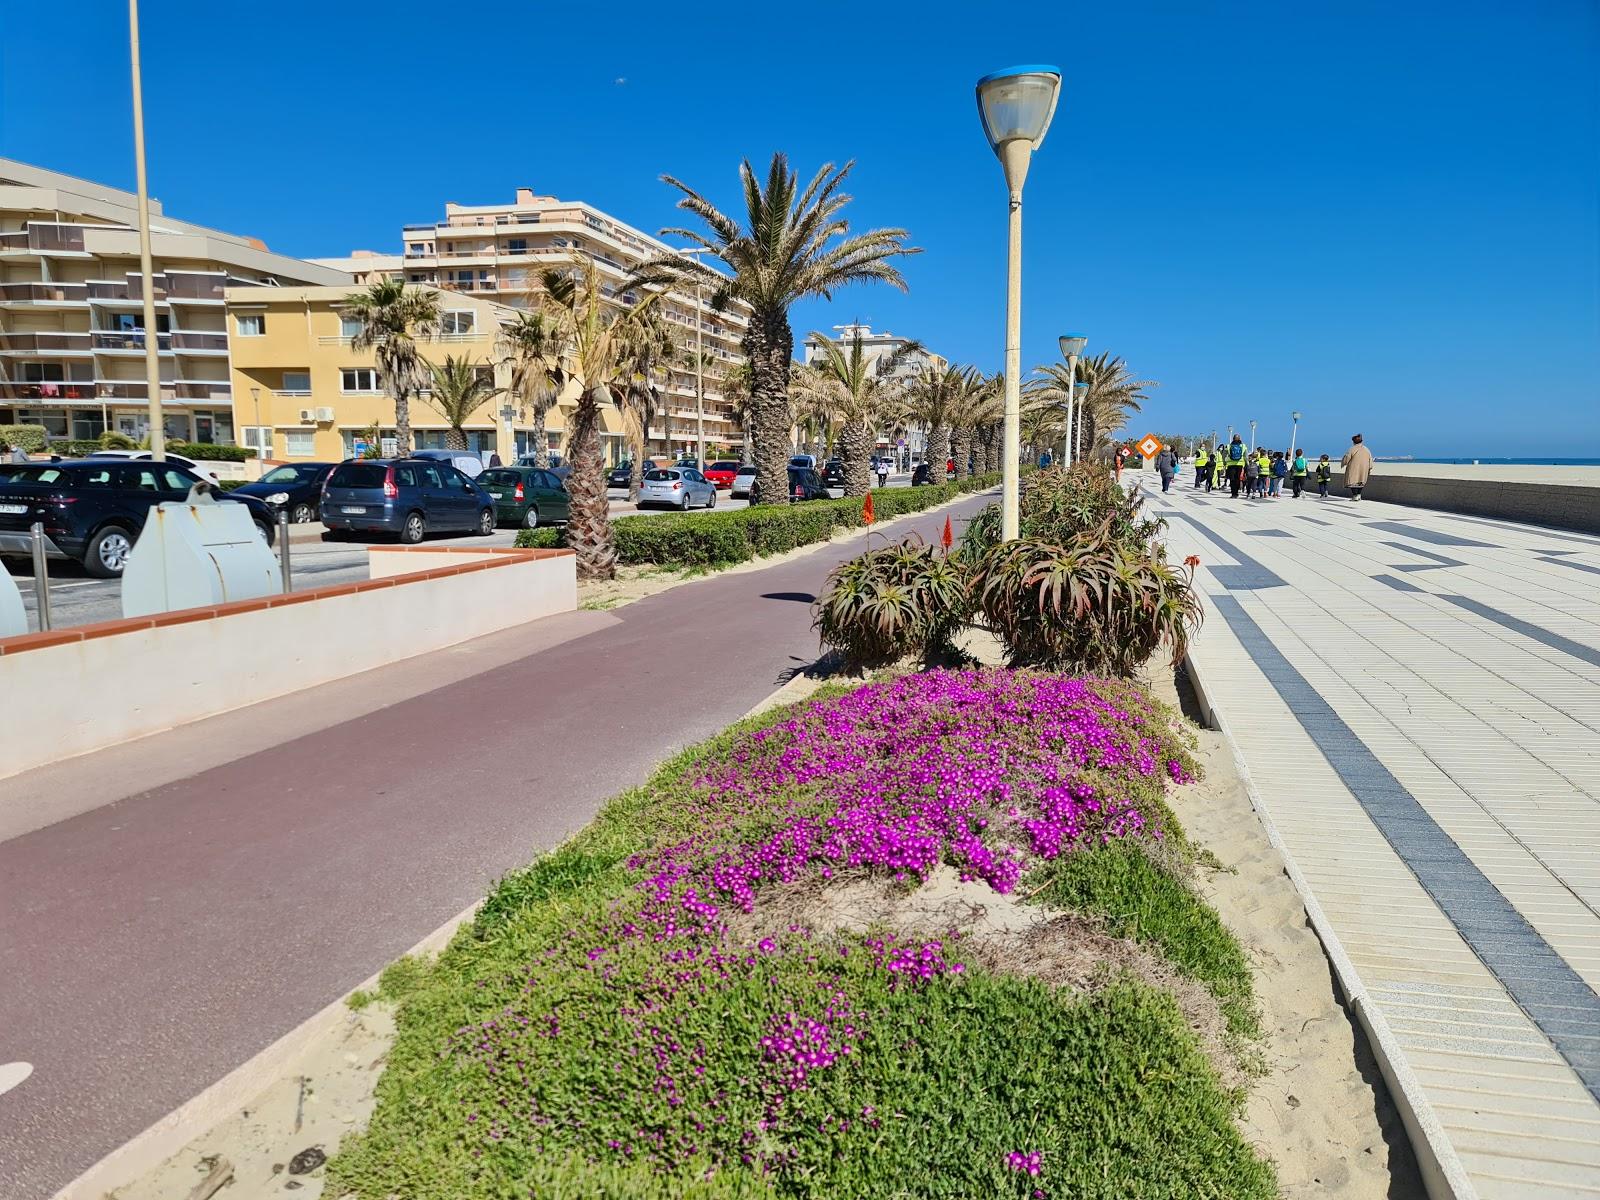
left=4, top=0, right=1596, bottom=456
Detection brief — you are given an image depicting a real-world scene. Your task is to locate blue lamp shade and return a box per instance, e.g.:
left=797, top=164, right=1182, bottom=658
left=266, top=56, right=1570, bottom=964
left=976, top=66, right=1062, bottom=153
left=1074, top=381, right=1088, bottom=394
left=1058, top=333, right=1087, bottom=358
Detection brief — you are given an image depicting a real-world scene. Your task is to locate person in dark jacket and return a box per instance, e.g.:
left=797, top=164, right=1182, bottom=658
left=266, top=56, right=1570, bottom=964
left=1156, top=446, right=1178, bottom=492
left=1224, top=435, right=1246, bottom=498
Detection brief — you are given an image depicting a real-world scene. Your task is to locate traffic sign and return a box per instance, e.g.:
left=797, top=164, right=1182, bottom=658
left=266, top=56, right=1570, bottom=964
left=1136, top=433, right=1163, bottom=459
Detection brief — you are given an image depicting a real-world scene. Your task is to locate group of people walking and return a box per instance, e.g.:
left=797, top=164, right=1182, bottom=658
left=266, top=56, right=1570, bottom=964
left=1185, top=434, right=1373, bottom=502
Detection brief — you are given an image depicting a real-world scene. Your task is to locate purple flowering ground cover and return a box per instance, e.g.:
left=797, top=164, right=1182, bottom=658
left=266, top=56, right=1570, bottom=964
left=330, top=670, right=1276, bottom=1199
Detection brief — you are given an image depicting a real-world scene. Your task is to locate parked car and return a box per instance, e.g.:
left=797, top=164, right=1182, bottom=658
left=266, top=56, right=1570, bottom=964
left=606, top=462, right=635, bottom=489
left=788, top=454, right=817, bottom=470
left=701, top=461, right=741, bottom=490
left=749, top=467, right=830, bottom=504
left=729, top=464, right=758, bottom=498
left=911, top=462, right=935, bottom=486
left=0, top=459, right=275, bottom=578
left=478, top=465, right=570, bottom=529
left=516, top=454, right=573, bottom=484
left=228, top=462, right=336, bottom=523
left=319, top=458, right=495, bottom=543
left=638, top=467, right=717, bottom=510
left=87, top=448, right=223, bottom=486
left=675, top=457, right=700, bottom=471
left=410, top=448, right=485, bottom=478
left=822, top=458, right=845, bottom=487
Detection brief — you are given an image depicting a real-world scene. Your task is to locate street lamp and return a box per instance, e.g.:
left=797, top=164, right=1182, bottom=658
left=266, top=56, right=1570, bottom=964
left=978, top=64, right=1062, bottom=540
left=1249, top=419, right=1257, bottom=452
left=1289, top=410, right=1302, bottom=458
left=128, top=0, right=164, bottom=459
left=1057, top=333, right=1086, bottom=467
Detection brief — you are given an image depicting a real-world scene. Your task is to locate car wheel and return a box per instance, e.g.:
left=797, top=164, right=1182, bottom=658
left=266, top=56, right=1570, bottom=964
left=84, top=526, right=134, bottom=578
left=707, top=489, right=717, bottom=509
left=478, top=508, right=495, bottom=536
left=523, top=506, right=540, bottom=529
left=254, top=520, right=274, bottom=547
left=290, top=502, right=314, bottom=523
left=400, top=512, right=425, bottom=544
left=679, top=492, right=690, bottom=511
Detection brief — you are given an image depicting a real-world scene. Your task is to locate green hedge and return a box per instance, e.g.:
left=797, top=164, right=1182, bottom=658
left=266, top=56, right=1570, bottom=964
left=171, top=440, right=256, bottom=461
left=0, top=424, right=49, bottom=452
left=515, top=473, right=1002, bottom=567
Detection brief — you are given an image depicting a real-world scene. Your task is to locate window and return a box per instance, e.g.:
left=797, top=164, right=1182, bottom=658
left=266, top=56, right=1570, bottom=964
left=441, top=311, right=476, bottom=335
left=281, top=371, right=311, bottom=394
left=235, top=313, right=265, bottom=336
left=341, top=368, right=381, bottom=392
left=241, top=426, right=272, bottom=456
left=506, top=238, right=528, bottom=254
left=394, top=465, right=418, bottom=488
left=284, top=430, right=315, bottom=457
left=80, top=467, right=117, bottom=488
left=192, top=410, right=233, bottom=445
left=339, top=316, right=363, bottom=339
left=71, top=411, right=107, bottom=441
left=329, top=463, right=387, bottom=488
left=408, top=242, right=426, bottom=253
left=417, top=465, right=443, bottom=488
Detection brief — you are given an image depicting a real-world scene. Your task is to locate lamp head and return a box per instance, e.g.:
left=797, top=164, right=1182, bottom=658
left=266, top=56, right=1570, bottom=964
left=1292, top=410, right=1302, bottom=421
left=976, top=66, right=1062, bottom=156
left=1058, top=333, right=1087, bottom=359
left=1074, top=381, right=1088, bottom=394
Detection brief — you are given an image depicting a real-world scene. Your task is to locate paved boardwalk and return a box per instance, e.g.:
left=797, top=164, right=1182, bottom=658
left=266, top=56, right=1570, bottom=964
left=1148, top=477, right=1600, bottom=1199
left=0, top=493, right=987, bottom=1200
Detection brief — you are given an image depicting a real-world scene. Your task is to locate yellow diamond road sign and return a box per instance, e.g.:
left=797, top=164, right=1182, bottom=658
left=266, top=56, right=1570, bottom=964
left=1137, top=434, right=1162, bottom=459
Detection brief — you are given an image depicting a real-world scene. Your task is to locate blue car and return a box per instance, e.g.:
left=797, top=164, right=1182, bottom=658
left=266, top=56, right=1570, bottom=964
left=319, top=458, right=496, bottom=543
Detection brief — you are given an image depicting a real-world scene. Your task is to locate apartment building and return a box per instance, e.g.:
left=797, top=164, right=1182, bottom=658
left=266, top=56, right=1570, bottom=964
left=313, top=187, right=750, bottom=460
left=801, top=323, right=948, bottom=456
left=0, top=158, right=348, bottom=445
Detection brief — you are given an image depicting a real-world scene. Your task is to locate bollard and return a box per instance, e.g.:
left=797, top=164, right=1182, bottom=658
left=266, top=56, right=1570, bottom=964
left=277, top=509, right=291, bottom=594
left=29, top=522, right=52, bottom=632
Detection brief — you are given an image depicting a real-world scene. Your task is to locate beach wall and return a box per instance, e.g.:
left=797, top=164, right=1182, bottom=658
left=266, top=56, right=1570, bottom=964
left=1328, top=463, right=1600, bottom=534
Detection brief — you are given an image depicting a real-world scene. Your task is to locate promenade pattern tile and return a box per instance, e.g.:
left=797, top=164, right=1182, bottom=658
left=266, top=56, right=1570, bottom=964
left=1147, top=481, right=1600, bottom=1199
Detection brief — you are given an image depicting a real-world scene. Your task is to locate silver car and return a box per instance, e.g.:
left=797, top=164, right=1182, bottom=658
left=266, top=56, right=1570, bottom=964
left=729, top=464, right=758, bottom=498
left=639, top=467, right=717, bottom=510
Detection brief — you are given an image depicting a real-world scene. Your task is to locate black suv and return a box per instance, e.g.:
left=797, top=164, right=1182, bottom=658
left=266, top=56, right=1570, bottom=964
left=0, top=459, right=276, bottom=577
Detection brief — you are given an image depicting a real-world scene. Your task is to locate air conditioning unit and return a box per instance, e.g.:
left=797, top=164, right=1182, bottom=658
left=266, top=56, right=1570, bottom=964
left=314, top=407, right=335, bottom=423
left=298, top=409, right=314, bottom=423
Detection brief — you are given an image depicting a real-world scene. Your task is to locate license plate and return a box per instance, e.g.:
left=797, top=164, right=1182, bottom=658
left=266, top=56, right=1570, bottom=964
left=488, top=492, right=503, bottom=499
left=340, top=505, right=367, bottom=514
left=0, top=503, right=26, bottom=515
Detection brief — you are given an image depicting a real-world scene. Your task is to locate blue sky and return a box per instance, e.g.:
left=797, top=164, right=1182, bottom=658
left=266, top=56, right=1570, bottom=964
left=3, top=0, right=1596, bottom=456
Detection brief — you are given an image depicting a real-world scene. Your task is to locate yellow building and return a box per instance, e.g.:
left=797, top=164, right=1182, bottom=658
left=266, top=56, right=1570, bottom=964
left=0, top=157, right=348, bottom=444
left=312, top=186, right=750, bottom=461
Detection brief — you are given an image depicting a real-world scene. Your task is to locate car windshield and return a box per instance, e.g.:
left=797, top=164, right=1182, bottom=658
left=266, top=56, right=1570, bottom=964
left=479, top=469, right=519, bottom=486
left=645, top=470, right=677, bottom=482
left=710, top=462, right=739, bottom=471
left=736, top=465, right=757, bottom=475
left=260, top=465, right=319, bottom=484
left=328, top=463, right=387, bottom=488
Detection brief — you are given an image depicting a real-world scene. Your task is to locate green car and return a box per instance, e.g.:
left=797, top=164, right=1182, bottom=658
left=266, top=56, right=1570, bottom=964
left=477, top=466, right=570, bottom=529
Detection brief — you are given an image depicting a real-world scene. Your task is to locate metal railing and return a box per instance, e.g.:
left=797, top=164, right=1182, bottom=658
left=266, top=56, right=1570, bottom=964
left=0, top=332, right=93, bottom=353
left=0, top=282, right=90, bottom=303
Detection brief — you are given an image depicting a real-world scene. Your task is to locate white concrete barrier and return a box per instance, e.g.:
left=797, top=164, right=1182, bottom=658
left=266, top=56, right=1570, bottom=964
left=121, top=491, right=281, bottom=617
left=0, top=547, right=575, bottom=781
left=0, top=561, right=25, bottom=637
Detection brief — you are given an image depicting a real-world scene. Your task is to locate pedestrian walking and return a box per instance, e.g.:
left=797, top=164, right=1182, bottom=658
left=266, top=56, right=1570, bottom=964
left=1291, top=449, right=1308, bottom=498
left=1193, top=445, right=1209, bottom=488
left=1210, top=450, right=1224, bottom=493
left=1341, top=434, right=1374, bottom=502
left=1243, top=450, right=1260, bottom=498
left=7, top=441, right=26, bottom=464
left=1253, top=449, right=1270, bottom=497
left=1270, top=451, right=1287, bottom=496
left=1157, top=446, right=1178, bottom=493
left=877, top=458, right=890, bottom=488
left=1315, top=454, right=1332, bottom=498
left=1225, top=434, right=1246, bottom=498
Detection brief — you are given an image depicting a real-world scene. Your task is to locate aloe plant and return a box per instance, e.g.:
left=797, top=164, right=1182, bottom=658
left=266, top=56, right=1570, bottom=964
left=813, top=537, right=972, bottom=670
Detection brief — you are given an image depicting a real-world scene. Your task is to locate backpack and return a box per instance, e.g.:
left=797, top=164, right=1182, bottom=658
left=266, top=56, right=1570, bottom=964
left=1229, top=442, right=1244, bottom=463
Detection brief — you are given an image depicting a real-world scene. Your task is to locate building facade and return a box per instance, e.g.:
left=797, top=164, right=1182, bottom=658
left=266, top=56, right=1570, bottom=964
left=313, top=187, right=749, bottom=462
left=0, top=158, right=348, bottom=445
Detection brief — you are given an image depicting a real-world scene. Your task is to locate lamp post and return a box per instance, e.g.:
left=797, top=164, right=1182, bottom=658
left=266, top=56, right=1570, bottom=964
left=1057, top=333, right=1086, bottom=467
left=1289, top=410, right=1302, bottom=458
left=128, top=0, right=164, bottom=459
left=977, top=65, right=1062, bottom=540
left=1071, top=380, right=1087, bottom=462
left=1249, top=419, right=1257, bottom=453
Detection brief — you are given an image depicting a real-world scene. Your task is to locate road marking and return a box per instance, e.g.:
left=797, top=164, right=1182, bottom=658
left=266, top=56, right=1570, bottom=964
left=0, top=1062, right=33, bottom=1097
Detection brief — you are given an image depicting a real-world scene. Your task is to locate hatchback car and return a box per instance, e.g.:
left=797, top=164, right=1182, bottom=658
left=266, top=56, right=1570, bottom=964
left=701, top=461, right=741, bottom=490
left=729, top=464, right=758, bottom=498
left=478, top=465, right=570, bottom=529
left=749, top=467, right=830, bottom=504
left=319, top=458, right=495, bottom=543
left=606, top=461, right=635, bottom=489
left=228, top=462, right=336, bottom=523
left=0, top=459, right=275, bottom=577
left=638, top=467, right=717, bottom=510
left=822, top=458, right=845, bottom=487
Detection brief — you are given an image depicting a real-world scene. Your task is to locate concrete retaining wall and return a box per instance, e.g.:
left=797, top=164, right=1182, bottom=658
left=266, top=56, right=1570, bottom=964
left=1331, top=468, right=1600, bottom=534
left=0, top=547, right=575, bottom=780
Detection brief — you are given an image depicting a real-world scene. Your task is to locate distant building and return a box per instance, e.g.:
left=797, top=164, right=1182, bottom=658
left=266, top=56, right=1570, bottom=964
left=313, top=188, right=751, bottom=460
left=0, top=157, right=347, bottom=445
left=801, top=324, right=947, bottom=456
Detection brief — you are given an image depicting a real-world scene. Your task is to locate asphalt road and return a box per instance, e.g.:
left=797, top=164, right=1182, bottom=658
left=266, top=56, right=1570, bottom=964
left=0, top=486, right=987, bottom=1199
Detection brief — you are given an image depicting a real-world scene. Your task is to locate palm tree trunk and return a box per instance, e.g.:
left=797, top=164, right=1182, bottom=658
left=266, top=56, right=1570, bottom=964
left=952, top=426, right=973, bottom=480
left=628, top=424, right=646, bottom=502
left=927, top=424, right=948, bottom=477
left=445, top=425, right=468, bottom=452
left=530, top=396, right=549, bottom=468
left=840, top=419, right=874, bottom=496
left=566, top=387, right=616, bottom=581
left=393, top=389, right=412, bottom=456
left=745, top=311, right=793, bottom=505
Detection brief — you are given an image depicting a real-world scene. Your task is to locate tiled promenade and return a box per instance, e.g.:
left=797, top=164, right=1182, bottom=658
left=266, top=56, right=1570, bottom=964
left=1148, top=475, right=1600, bottom=1199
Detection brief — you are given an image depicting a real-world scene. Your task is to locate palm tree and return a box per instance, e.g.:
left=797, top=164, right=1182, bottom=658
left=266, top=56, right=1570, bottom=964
left=1048, top=352, right=1157, bottom=461
left=340, top=279, right=441, bottom=455
left=904, top=362, right=976, bottom=477
left=947, top=371, right=1000, bottom=480
left=422, top=355, right=497, bottom=450
left=617, top=308, right=677, bottom=499
left=537, top=256, right=661, bottom=580
left=496, top=310, right=568, bottom=468
left=638, top=153, right=918, bottom=505
left=793, top=331, right=915, bottom=495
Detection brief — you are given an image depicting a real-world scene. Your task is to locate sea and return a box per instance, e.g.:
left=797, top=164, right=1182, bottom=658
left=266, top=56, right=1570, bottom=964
left=1378, top=457, right=1600, bottom=466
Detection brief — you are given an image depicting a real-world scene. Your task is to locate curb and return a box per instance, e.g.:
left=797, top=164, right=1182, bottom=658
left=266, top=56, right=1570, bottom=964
left=1182, top=650, right=1478, bottom=1200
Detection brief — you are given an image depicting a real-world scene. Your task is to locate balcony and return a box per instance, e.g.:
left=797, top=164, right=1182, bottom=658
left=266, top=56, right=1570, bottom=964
left=171, top=330, right=228, bottom=353
left=93, top=331, right=173, bottom=352
left=0, top=231, right=30, bottom=253
left=173, top=380, right=232, bottom=400
left=0, top=282, right=90, bottom=306
left=2, top=381, right=96, bottom=402
left=0, top=331, right=93, bottom=354
left=164, top=273, right=226, bottom=302
left=29, top=225, right=89, bottom=254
